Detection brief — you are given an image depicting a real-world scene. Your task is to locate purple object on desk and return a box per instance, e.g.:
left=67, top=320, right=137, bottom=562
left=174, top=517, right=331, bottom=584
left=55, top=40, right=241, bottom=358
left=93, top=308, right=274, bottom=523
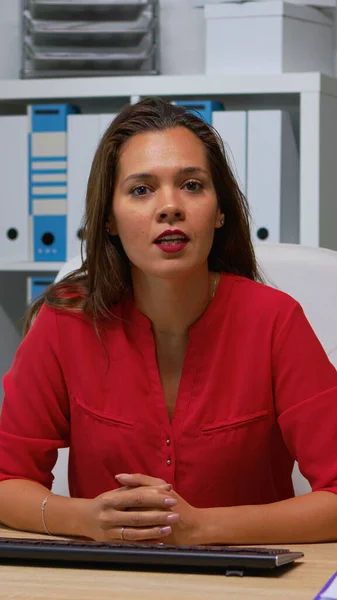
left=314, top=571, right=337, bottom=600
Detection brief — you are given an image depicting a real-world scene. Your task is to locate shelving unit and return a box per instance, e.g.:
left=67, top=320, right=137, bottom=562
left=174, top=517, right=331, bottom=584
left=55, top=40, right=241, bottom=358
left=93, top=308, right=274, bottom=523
left=0, top=262, right=63, bottom=272
left=0, top=71, right=336, bottom=99
left=0, top=71, right=336, bottom=250
left=1, top=71, right=337, bottom=391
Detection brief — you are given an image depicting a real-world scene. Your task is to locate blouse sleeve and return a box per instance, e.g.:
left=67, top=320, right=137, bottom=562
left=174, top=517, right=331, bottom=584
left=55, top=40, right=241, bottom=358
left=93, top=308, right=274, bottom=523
left=273, top=301, right=337, bottom=495
left=0, top=305, right=69, bottom=490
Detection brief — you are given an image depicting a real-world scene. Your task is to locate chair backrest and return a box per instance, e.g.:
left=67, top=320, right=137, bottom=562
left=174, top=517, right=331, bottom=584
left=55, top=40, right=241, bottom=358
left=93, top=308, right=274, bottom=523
left=255, top=243, right=337, bottom=368
left=254, top=243, right=337, bottom=495
left=52, top=243, right=337, bottom=497
left=55, top=255, right=83, bottom=283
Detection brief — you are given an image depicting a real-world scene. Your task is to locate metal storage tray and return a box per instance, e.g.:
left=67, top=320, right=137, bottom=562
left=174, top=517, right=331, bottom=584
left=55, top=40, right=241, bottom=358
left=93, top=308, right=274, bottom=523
left=21, top=0, right=160, bottom=78
left=28, top=0, right=152, bottom=21
left=24, top=10, right=154, bottom=47
left=24, top=35, right=155, bottom=71
left=24, top=31, right=153, bottom=54
left=22, top=65, right=157, bottom=76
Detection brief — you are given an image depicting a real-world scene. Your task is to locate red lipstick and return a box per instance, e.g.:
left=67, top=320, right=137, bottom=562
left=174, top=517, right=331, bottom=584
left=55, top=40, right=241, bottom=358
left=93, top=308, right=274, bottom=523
left=154, top=229, right=189, bottom=254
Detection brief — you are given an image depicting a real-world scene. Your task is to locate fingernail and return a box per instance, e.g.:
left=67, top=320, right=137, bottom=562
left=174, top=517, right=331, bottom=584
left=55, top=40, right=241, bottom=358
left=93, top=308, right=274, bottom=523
left=160, top=526, right=172, bottom=536
left=115, top=473, right=130, bottom=480
left=167, top=513, right=180, bottom=523
left=164, top=497, right=178, bottom=506
left=160, top=483, right=172, bottom=491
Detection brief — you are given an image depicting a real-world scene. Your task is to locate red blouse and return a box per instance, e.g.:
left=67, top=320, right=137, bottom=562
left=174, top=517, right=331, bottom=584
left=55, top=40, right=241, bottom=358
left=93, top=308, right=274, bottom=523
left=1, top=273, right=337, bottom=508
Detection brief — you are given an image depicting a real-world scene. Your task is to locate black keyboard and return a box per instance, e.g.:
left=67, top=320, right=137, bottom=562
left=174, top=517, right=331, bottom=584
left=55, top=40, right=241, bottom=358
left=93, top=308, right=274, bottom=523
left=0, top=537, right=304, bottom=574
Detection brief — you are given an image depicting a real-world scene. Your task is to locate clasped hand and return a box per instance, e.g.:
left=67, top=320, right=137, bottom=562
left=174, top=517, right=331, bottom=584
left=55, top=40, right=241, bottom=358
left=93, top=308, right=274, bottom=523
left=85, top=473, right=200, bottom=545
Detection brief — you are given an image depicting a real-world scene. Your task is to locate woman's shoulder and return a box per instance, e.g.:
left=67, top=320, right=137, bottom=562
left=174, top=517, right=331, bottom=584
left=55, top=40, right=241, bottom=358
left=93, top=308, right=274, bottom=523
left=222, top=272, right=300, bottom=317
left=25, top=302, right=93, bottom=347
left=34, top=297, right=124, bottom=334
left=33, top=301, right=87, bottom=325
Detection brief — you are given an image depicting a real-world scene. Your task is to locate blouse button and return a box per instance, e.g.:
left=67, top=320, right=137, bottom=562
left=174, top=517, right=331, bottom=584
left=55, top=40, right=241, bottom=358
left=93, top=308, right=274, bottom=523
left=166, top=439, right=171, bottom=446
left=167, top=459, right=172, bottom=466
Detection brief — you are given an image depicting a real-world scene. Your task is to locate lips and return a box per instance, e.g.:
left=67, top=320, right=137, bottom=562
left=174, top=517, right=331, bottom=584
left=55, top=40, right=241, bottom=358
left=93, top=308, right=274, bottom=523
left=154, top=229, right=189, bottom=243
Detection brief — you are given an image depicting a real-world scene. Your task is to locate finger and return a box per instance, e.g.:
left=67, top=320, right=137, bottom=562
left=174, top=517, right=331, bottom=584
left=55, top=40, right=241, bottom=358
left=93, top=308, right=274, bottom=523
left=104, top=488, right=178, bottom=511
left=115, top=473, right=169, bottom=488
left=100, top=510, right=180, bottom=530
left=107, top=525, right=172, bottom=542
left=115, top=482, right=173, bottom=494
left=116, top=482, right=172, bottom=494
left=115, top=477, right=172, bottom=494
left=125, top=525, right=172, bottom=542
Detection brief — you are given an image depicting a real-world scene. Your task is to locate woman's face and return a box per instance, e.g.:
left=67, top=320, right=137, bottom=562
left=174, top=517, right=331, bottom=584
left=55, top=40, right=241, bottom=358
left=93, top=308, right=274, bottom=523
left=108, top=126, right=224, bottom=280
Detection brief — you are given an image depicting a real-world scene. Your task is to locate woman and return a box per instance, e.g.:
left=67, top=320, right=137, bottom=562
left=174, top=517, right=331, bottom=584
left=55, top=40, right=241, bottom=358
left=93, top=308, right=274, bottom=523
left=0, top=98, right=336, bottom=546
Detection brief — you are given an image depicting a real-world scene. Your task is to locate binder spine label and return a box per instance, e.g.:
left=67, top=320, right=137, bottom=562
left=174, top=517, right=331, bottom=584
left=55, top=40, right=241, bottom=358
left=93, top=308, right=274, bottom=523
left=28, top=103, right=79, bottom=262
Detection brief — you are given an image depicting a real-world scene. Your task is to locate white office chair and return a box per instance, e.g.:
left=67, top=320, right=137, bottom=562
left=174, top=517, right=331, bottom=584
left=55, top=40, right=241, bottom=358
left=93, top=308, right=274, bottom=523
left=55, top=255, right=84, bottom=284
left=255, top=244, right=337, bottom=368
left=52, top=244, right=337, bottom=497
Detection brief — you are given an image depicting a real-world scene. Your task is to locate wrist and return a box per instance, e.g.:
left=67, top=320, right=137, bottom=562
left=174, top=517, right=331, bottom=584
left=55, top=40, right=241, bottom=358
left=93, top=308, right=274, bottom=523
left=189, top=507, right=215, bottom=545
left=44, top=495, right=91, bottom=538
left=194, top=508, right=222, bottom=545
left=69, top=498, right=92, bottom=538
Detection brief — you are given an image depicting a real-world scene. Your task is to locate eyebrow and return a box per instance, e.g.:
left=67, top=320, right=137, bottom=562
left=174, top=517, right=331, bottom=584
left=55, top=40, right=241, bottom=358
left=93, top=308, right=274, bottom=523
left=122, top=166, right=210, bottom=185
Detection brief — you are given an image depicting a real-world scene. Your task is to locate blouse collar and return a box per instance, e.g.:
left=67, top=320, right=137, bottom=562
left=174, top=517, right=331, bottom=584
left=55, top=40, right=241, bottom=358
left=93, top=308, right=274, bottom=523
left=121, top=273, right=235, bottom=336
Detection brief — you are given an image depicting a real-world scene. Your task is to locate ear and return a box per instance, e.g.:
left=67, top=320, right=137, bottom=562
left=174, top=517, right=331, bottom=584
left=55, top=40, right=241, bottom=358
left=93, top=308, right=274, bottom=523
left=105, top=217, right=118, bottom=236
left=215, top=212, right=225, bottom=229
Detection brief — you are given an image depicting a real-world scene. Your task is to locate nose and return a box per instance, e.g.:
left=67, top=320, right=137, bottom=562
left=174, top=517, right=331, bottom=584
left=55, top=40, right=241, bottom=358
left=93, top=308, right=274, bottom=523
left=155, top=198, right=186, bottom=225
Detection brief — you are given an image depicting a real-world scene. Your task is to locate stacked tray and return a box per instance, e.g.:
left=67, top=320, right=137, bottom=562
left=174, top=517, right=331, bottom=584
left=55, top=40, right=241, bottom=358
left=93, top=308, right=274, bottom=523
left=21, top=0, right=160, bottom=78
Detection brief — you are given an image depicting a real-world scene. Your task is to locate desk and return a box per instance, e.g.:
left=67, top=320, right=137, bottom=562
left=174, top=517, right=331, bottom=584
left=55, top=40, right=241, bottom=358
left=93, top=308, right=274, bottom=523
left=0, top=525, right=336, bottom=600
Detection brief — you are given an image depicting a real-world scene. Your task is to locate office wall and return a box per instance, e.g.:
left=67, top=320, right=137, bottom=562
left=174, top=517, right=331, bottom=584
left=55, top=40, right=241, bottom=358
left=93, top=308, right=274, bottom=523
left=159, top=0, right=204, bottom=74
left=0, top=272, right=23, bottom=397
left=0, top=307, right=20, bottom=396
left=0, top=0, right=21, bottom=79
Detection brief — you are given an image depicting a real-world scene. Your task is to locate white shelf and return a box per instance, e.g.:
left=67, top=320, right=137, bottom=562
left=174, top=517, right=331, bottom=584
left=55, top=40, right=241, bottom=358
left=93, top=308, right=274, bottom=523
left=0, top=262, right=64, bottom=272
left=1, top=72, right=337, bottom=102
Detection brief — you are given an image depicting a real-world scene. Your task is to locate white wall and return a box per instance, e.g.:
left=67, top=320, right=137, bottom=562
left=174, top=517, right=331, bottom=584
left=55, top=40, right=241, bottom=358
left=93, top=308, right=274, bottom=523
left=0, top=0, right=21, bottom=79
left=322, top=6, right=337, bottom=74
left=0, top=306, right=21, bottom=396
left=159, top=0, right=205, bottom=74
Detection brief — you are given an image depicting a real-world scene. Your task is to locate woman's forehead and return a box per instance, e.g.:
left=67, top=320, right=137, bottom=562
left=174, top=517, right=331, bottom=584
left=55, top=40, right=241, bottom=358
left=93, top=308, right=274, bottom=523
left=117, top=127, right=209, bottom=175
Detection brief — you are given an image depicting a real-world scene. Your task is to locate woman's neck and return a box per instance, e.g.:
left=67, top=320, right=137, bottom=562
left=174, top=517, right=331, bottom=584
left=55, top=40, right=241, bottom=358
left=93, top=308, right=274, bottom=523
left=131, top=266, right=218, bottom=338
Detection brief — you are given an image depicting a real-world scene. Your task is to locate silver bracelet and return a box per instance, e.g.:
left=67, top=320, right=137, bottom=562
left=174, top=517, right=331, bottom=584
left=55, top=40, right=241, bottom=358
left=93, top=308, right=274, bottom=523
left=41, top=494, right=54, bottom=535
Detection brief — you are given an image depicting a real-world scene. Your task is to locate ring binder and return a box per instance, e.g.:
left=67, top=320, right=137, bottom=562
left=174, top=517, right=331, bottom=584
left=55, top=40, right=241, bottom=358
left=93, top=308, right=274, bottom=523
left=28, top=103, right=79, bottom=262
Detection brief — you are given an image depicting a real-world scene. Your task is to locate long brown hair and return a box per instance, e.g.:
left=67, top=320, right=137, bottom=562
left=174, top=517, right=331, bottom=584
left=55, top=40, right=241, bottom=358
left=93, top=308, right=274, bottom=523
left=23, top=97, right=263, bottom=336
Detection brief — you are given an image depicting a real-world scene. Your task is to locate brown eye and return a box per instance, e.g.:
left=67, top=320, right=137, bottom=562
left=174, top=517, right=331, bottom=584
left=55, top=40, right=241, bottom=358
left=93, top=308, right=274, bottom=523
left=184, top=180, right=203, bottom=192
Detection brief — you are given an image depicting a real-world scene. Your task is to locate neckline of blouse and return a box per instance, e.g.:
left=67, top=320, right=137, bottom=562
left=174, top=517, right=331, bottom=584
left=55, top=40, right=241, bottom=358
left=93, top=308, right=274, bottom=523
left=121, top=272, right=236, bottom=336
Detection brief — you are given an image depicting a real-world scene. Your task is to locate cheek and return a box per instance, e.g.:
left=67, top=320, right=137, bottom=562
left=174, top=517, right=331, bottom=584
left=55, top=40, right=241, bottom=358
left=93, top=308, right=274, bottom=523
left=190, top=202, right=218, bottom=234
left=115, top=209, right=148, bottom=247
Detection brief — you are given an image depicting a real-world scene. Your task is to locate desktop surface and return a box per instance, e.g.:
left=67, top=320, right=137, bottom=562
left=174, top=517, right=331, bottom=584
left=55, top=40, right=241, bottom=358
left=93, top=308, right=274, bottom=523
left=0, top=525, right=336, bottom=600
